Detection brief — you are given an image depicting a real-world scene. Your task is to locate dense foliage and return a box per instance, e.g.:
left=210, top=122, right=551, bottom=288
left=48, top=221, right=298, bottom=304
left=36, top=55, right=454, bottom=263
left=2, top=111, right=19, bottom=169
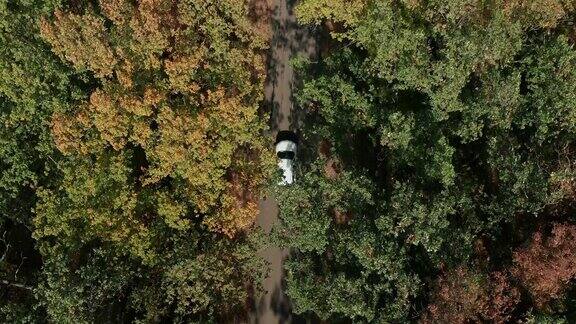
left=1, top=0, right=272, bottom=322
left=275, top=0, right=576, bottom=322
left=3, top=0, right=576, bottom=322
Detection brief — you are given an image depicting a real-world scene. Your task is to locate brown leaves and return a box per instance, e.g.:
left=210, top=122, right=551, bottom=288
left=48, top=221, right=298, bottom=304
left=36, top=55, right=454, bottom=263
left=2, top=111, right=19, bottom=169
left=89, top=90, right=130, bottom=150
left=204, top=146, right=274, bottom=237
left=512, top=223, right=576, bottom=309
left=42, top=0, right=180, bottom=79
left=421, top=267, right=520, bottom=324
left=422, top=223, right=576, bottom=323
left=249, top=0, right=273, bottom=42
left=127, top=0, right=177, bottom=69
left=51, top=112, right=84, bottom=154
left=99, top=0, right=133, bottom=25
left=502, top=0, right=574, bottom=29
left=164, top=48, right=207, bottom=94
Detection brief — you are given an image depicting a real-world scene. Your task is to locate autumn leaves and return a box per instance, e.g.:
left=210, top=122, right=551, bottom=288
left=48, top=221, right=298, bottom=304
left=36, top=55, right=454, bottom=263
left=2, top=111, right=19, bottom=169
left=39, top=0, right=273, bottom=239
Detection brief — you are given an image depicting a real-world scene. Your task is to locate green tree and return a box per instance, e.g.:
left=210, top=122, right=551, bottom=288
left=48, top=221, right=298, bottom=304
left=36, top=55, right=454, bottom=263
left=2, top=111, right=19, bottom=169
left=0, top=0, right=82, bottom=321
left=276, top=0, right=576, bottom=321
left=33, top=0, right=274, bottom=321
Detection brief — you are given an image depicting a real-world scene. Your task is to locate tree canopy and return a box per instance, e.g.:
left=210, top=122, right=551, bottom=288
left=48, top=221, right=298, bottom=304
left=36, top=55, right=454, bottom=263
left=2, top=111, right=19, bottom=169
left=3, top=0, right=576, bottom=322
left=274, top=0, right=576, bottom=321
left=1, top=0, right=273, bottom=322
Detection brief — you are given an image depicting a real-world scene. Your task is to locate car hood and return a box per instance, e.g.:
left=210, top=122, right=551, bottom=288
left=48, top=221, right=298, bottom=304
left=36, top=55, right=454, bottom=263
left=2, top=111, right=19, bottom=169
left=278, top=158, right=294, bottom=185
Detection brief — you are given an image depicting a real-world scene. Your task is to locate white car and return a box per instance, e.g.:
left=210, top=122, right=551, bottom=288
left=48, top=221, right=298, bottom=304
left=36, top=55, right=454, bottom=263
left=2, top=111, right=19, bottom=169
left=275, top=131, right=298, bottom=185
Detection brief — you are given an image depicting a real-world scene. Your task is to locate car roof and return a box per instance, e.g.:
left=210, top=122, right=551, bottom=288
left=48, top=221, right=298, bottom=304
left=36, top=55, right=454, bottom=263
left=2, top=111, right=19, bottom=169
left=276, top=139, right=297, bottom=153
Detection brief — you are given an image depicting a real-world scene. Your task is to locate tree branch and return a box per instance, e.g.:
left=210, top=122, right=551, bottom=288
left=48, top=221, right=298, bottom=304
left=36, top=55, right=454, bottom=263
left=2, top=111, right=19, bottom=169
left=0, top=280, right=33, bottom=291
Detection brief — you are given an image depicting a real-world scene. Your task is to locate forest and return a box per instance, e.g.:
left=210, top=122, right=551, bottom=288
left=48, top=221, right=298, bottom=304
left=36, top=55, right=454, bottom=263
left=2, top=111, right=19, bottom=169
left=1, top=0, right=576, bottom=323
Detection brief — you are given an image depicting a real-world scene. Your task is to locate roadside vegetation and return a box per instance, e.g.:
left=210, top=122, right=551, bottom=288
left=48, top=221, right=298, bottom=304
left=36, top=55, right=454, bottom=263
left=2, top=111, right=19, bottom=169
left=1, top=0, right=273, bottom=322
left=274, top=0, right=576, bottom=322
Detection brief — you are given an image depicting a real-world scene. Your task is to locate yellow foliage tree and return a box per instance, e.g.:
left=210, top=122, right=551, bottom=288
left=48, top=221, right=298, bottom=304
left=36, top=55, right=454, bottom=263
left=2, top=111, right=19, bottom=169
left=39, top=0, right=274, bottom=253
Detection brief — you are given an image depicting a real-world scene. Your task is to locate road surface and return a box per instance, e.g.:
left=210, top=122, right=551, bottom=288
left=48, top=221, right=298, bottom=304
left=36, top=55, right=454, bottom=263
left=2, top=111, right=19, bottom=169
left=252, top=0, right=316, bottom=322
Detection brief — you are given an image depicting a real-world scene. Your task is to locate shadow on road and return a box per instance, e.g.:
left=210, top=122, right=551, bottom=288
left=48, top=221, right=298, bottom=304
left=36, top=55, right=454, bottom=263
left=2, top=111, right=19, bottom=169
left=265, top=0, right=317, bottom=133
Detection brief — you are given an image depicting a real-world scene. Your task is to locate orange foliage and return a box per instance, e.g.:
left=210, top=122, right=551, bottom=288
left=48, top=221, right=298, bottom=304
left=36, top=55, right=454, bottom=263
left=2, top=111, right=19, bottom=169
left=512, top=223, right=576, bottom=308
left=41, top=0, right=273, bottom=237
left=40, top=10, right=117, bottom=77
left=421, top=267, right=519, bottom=324
left=99, top=0, right=133, bottom=25
left=503, top=0, right=573, bottom=28
left=206, top=146, right=275, bottom=237
left=52, top=112, right=84, bottom=154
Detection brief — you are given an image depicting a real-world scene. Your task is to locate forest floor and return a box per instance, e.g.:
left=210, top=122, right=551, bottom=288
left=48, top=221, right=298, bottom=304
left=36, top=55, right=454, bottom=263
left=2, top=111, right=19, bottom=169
left=251, top=0, right=317, bottom=322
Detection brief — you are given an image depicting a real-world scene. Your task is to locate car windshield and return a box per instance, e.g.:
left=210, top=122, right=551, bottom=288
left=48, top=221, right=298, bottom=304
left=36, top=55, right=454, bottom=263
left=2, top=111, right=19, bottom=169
left=277, top=151, right=295, bottom=160
left=275, top=130, right=298, bottom=144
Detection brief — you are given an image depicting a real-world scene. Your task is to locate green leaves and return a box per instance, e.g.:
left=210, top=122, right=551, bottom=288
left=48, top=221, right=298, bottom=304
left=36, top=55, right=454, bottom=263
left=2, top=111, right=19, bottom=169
left=274, top=167, right=337, bottom=253
left=286, top=0, right=576, bottom=321
left=379, top=111, right=414, bottom=150
left=378, top=183, right=453, bottom=253
left=275, top=162, right=421, bottom=321
left=519, top=36, right=576, bottom=143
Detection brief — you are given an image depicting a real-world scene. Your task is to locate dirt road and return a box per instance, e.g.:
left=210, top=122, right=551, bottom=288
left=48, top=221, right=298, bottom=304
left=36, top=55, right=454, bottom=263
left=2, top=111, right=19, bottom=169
left=252, top=0, right=316, bottom=323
